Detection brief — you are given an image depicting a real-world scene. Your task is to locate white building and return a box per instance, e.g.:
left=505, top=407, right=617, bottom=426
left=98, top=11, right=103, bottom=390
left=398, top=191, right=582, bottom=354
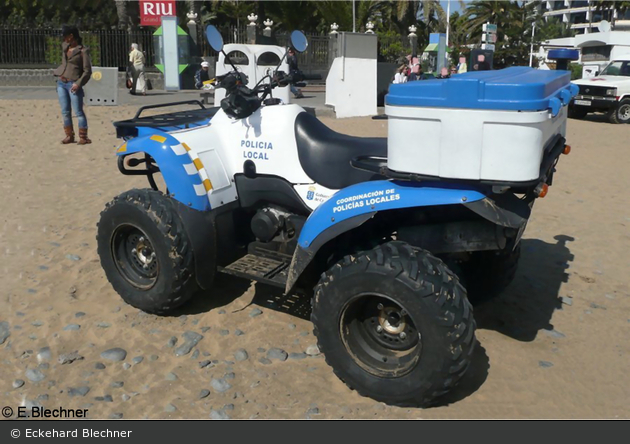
left=533, top=0, right=630, bottom=34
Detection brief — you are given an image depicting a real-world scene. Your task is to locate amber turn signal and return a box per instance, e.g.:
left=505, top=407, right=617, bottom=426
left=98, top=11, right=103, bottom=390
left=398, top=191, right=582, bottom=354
left=563, top=145, right=571, bottom=155
left=538, top=183, right=549, bottom=198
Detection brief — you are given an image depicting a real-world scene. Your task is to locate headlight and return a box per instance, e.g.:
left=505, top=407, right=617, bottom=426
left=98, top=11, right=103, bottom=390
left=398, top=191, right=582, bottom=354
left=606, top=89, right=617, bottom=96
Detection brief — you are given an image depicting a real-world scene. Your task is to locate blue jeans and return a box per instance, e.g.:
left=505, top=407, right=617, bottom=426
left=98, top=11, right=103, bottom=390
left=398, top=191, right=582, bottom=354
left=56, top=80, right=87, bottom=129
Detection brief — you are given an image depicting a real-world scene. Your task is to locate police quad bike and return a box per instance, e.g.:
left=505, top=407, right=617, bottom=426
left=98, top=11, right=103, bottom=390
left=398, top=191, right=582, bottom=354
left=97, top=26, right=578, bottom=407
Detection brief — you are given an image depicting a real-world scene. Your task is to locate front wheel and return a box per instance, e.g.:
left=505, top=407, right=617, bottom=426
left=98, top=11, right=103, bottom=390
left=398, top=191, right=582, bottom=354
left=311, top=241, right=475, bottom=407
left=97, top=189, right=198, bottom=314
left=609, top=99, right=630, bottom=124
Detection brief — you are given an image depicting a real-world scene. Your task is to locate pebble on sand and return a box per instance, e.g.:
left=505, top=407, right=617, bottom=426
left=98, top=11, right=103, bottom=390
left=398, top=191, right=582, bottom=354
left=210, top=409, right=230, bottom=420
left=249, top=308, right=263, bottom=318
left=174, top=331, right=204, bottom=357
left=65, top=254, right=81, bottom=261
left=58, top=351, right=84, bottom=365
left=199, top=360, right=213, bottom=369
left=234, top=349, right=249, bottom=362
left=37, top=347, right=52, bottom=362
left=266, top=348, right=288, bottom=361
left=539, top=361, right=554, bottom=368
left=63, top=324, right=81, bottom=331
left=210, top=378, right=232, bottom=393
left=100, top=348, right=127, bottom=362
left=67, top=386, right=90, bottom=397
left=305, top=345, right=320, bottom=356
left=13, top=379, right=25, bottom=389
left=0, top=321, right=11, bottom=344
left=25, top=368, right=46, bottom=382
left=199, top=389, right=211, bottom=399
left=542, top=329, right=565, bottom=339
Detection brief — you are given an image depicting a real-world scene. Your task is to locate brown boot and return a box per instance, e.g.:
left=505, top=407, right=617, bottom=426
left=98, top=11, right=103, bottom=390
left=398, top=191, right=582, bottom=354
left=77, top=128, right=92, bottom=145
left=61, top=125, right=75, bottom=144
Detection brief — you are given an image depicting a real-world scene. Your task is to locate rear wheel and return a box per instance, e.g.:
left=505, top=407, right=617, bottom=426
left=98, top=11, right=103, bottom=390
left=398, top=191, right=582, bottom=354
left=311, top=241, right=475, bottom=407
left=609, top=99, right=630, bottom=124
left=461, top=244, right=521, bottom=305
left=97, top=189, right=198, bottom=314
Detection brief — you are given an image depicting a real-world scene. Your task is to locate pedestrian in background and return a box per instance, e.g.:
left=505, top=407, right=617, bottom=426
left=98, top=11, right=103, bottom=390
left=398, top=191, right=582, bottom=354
left=392, top=64, right=408, bottom=84
left=53, top=25, right=92, bottom=144
left=195, top=61, right=211, bottom=89
left=129, top=43, right=146, bottom=95
left=457, top=55, right=468, bottom=74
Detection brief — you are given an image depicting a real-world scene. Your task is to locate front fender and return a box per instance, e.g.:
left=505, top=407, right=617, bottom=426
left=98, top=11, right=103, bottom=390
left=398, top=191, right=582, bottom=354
left=286, top=180, right=487, bottom=293
left=117, top=128, right=210, bottom=211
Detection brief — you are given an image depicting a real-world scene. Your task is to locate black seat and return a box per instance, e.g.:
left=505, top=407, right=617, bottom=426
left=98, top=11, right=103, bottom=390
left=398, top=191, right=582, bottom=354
left=294, top=112, right=388, bottom=190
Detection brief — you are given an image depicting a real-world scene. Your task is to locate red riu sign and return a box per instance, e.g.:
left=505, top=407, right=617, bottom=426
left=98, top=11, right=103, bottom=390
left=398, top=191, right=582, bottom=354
left=140, top=0, right=176, bottom=27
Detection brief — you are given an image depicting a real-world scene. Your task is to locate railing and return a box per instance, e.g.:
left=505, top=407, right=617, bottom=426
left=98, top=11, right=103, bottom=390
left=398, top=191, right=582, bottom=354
left=1, top=27, right=403, bottom=73
left=0, top=28, right=156, bottom=69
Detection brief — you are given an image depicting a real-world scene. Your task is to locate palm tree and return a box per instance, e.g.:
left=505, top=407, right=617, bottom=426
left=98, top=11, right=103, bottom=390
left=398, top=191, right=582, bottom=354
left=461, top=0, right=515, bottom=44
left=115, top=0, right=129, bottom=31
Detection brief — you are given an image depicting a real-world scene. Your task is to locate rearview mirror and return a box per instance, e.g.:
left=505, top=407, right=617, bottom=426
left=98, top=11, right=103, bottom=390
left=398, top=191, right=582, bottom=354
left=289, top=30, right=308, bottom=53
left=205, top=25, right=224, bottom=52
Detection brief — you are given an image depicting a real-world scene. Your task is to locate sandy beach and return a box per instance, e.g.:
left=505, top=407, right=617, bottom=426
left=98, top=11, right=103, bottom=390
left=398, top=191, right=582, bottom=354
left=1, top=98, right=629, bottom=419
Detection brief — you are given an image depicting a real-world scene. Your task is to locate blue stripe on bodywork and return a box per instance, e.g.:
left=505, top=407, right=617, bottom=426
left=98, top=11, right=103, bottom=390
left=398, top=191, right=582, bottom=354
left=118, top=128, right=210, bottom=211
left=298, top=180, right=487, bottom=248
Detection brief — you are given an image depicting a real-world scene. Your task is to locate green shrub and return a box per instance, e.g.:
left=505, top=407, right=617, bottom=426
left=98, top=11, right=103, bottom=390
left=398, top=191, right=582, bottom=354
left=377, top=30, right=411, bottom=63
left=570, top=63, right=582, bottom=80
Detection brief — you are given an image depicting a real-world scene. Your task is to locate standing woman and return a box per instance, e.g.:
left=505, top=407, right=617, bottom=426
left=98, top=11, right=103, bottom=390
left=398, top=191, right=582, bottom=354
left=129, top=43, right=146, bottom=96
left=53, top=25, right=92, bottom=144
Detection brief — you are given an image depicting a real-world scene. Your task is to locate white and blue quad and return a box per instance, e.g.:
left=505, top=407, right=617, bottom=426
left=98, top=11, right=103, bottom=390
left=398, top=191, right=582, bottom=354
left=98, top=26, right=578, bottom=406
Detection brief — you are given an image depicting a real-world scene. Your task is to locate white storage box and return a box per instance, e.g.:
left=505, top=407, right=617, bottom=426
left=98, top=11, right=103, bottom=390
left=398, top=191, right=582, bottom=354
left=385, top=67, right=578, bottom=183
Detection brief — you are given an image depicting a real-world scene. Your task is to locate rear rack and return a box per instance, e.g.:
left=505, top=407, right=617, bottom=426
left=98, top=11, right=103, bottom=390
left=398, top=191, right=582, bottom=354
left=113, top=100, right=220, bottom=139
left=351, top=134, right=566, bottom=194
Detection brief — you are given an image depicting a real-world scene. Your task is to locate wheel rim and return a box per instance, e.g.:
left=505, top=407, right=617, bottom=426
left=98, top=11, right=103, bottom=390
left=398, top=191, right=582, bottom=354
left=339, top=294, right=422, bottom=378
left=619, top=104, right=630, bottom=121
left=111, top=224, right=159, bottom=289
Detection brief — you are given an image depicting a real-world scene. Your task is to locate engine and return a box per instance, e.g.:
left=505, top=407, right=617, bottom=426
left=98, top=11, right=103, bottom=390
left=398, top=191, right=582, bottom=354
left=250, top=207, right=303, bottom=243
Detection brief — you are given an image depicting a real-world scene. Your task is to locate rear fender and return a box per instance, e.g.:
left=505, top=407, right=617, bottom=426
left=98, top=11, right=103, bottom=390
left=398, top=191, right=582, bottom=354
left=116, top=128, right=210, bottom=211
left=285, top=180, right=488, bottom=293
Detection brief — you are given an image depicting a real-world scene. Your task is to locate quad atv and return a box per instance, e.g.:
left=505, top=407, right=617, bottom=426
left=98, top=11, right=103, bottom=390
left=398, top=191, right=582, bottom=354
left=97, top=27, right=576, bottom=406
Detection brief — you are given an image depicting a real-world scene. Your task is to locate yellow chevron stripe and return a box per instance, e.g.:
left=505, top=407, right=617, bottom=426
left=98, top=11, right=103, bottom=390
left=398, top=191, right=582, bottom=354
left=203, top=179, right=213, bottom=192
left=182, top=142, right=191, bottom=152
left=150, top=135, right=166, bottom=143
left=193, top=158, right=204, bottom=171
left=116, top=143, right=127, bottom=153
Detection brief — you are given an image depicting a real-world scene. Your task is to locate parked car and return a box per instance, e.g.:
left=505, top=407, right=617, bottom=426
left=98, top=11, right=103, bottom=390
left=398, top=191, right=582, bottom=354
left=569, top=54, right=630, bottom=123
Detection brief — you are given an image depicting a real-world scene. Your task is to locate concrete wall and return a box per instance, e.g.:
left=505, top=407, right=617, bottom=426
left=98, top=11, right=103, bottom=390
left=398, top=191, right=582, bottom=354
left=0, top=69, right=165, bottom=89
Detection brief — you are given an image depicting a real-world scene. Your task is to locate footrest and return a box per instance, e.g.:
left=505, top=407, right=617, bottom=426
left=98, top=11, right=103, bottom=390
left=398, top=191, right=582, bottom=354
left=219, top=254, right=289, bottom=288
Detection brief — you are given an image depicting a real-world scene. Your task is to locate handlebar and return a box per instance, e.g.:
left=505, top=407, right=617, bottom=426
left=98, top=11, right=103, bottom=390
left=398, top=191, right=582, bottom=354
left=213, top=69, right=302, bottom=119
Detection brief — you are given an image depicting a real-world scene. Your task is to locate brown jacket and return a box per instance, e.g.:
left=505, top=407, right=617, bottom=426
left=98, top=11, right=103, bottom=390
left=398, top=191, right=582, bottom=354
left=53, top=42, right=92, bottom=88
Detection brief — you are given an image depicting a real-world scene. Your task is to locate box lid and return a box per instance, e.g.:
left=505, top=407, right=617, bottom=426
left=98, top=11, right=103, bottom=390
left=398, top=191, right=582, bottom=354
left=386, top=67, right=578, bottom=116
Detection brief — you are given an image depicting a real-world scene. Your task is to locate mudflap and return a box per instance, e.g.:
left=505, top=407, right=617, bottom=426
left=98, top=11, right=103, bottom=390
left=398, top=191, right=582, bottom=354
left=171, top=199, right=217, bottom=290
left=463, top=191, right=534, bottom=247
